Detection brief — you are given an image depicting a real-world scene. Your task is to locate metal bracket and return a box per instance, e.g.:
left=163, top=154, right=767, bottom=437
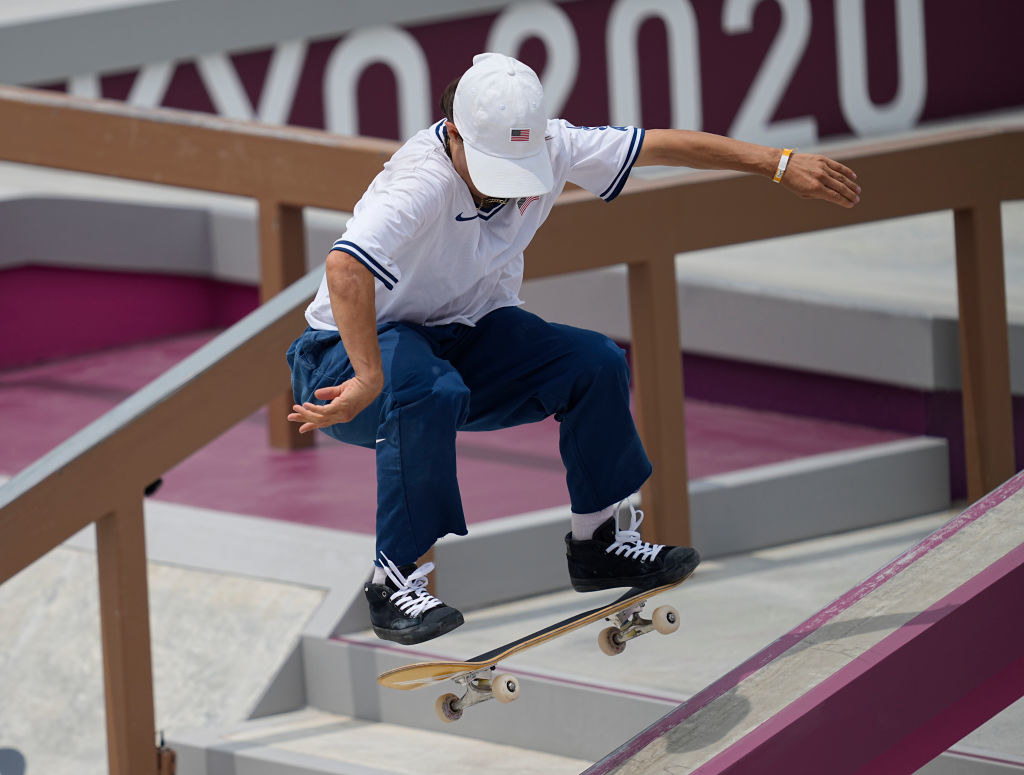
left=451, top=667, right=497, bottom=713
left=608, top=601, right=657, bottom=646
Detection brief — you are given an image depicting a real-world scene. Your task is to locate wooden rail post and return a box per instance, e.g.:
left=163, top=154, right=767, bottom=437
left=627, top=256, right=691, bottom=547
left=954, top=201, right=1017, bottom=500
left=96, top=499, right=158, bottom=775
left=259, top=200, right=313, bottom=450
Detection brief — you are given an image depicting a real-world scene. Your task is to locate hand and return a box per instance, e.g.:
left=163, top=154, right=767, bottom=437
left=781, top=152, right=861, bottom=208
left=287, top=375, right=382, bottom=433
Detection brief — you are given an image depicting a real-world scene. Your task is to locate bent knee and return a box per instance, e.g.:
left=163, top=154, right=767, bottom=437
left=572, top=332, right=630, bottom=381
left=394, top=369, right=471, bottom=416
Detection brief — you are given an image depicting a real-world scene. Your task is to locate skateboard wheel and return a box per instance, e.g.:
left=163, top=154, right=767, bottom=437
left=598, top=626, right=627, bottom=656
left=492, top=674, right=520, bottom=703
left=652, top=605, right=680, bottom=635
left=435, top=693, right=463, bottom=723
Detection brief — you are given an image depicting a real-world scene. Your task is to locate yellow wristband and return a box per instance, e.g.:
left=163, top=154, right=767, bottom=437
left=772, top=148, right=793, bottom=183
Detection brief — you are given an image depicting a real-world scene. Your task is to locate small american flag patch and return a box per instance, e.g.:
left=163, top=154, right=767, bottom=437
left=517, top=196, right=540, bottom=214
left=509, top=128, right=531, bottom=142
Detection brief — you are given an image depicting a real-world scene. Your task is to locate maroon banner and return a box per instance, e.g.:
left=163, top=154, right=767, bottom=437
left=41, top=0, right=1024, bottom=145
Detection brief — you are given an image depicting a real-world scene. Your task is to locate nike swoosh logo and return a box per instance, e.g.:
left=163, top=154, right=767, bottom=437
left=455, top=212, right=479, bottom=222
left=376, top=438, right=386, bottom=444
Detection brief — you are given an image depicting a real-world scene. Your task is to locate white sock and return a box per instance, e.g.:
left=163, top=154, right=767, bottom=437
left=571, top=505, right=616, bottom=541
left=372, top=564, right=387, bottom=584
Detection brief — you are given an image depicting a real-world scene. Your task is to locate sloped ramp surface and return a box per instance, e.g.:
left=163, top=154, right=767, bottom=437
left=586, top=471, right=1024, bottom=775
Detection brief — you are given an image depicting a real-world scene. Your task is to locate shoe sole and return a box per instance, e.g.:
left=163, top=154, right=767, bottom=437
left=372, top=611, right=465, bottom=646
left=570, top=553, right=701, bottom=593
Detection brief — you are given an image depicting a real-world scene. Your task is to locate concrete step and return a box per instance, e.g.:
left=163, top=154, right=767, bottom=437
left=169, top=707, right=591, bottom=775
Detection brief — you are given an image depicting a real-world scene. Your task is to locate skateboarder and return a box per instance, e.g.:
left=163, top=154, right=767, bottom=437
left=287, top=53, right=860, bottom=645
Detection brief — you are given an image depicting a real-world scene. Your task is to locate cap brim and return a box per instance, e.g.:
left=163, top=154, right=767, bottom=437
left=462, top=139, right=554, bottom=198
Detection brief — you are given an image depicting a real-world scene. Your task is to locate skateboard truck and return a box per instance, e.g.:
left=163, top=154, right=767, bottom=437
left=598, top=600, right=680, bottom=656
left=435, top=667, right=521, bottom=722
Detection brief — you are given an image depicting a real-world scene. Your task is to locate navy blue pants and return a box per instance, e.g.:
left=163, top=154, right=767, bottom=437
left=287, top=306, right=652, bottom=565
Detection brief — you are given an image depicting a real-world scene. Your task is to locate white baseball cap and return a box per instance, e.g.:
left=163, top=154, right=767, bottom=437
left=453, top=53, right=554, bottom=198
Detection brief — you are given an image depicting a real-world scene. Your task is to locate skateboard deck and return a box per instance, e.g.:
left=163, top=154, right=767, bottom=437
left=377, top=573, right=693, bottom=720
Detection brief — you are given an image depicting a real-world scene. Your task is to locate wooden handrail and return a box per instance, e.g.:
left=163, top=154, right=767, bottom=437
left=0, top=85, right=398, bottom=206
left=0, top=270, right=320, bottom=581
left=528, top=126, right=1024, bottom=274
left=1, top=84, right=1020, bottom=773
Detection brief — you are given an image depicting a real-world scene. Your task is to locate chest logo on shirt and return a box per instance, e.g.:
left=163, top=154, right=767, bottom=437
left=454, top=199, right=510, bottom=222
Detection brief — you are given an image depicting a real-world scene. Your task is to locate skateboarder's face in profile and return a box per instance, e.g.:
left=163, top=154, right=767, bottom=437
left=444, top=122, right=492, bottom=204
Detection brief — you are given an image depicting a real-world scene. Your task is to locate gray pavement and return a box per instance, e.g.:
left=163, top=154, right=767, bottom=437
left=0, top=544, right=324, bottom=774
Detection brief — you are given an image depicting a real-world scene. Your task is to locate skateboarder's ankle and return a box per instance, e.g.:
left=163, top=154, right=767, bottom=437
left=571, top=504, right=615, bottom=540
left=365, top=555, right=464, bottom=645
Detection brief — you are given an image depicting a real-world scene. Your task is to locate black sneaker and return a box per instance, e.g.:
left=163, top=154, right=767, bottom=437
left=566, top=506, right=700, bottom=592
left=364, top=560, right=464, bottom=645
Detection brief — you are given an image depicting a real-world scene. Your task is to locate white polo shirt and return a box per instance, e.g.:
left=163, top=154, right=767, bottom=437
left=304, top=118, right=645, bottom=330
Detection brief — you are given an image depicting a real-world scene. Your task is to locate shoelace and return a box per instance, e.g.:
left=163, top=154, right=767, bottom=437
left=380, top=553, right=444, bottom=617
left=606, top=501, right=665, bottom=561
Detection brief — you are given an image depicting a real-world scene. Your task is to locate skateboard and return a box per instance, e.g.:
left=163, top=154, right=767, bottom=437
left=377, top=574, right=692, bottom=722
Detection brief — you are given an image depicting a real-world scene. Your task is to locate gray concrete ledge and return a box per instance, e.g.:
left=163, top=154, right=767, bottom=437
left=689, top=436, right=950, bottom=557
left=168, top=707, right=591, bottom=775
left=0, top=171, right=348, bottom=284
left=63, top=496, right=374, bottom=593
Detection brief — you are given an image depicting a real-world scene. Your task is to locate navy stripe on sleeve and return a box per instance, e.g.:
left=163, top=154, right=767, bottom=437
left=332, top=239, right=398, bottom=290
left=600, top=128, right=645, bottom=202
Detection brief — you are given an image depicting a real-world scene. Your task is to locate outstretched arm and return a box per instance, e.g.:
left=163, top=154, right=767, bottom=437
left=636, top=129, right=861, bottom=209
left=287, top=250, right=384, bottom=433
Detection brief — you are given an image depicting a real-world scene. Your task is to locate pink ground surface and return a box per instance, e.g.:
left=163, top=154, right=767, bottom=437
left=0, top=331, right=907, bottom=533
